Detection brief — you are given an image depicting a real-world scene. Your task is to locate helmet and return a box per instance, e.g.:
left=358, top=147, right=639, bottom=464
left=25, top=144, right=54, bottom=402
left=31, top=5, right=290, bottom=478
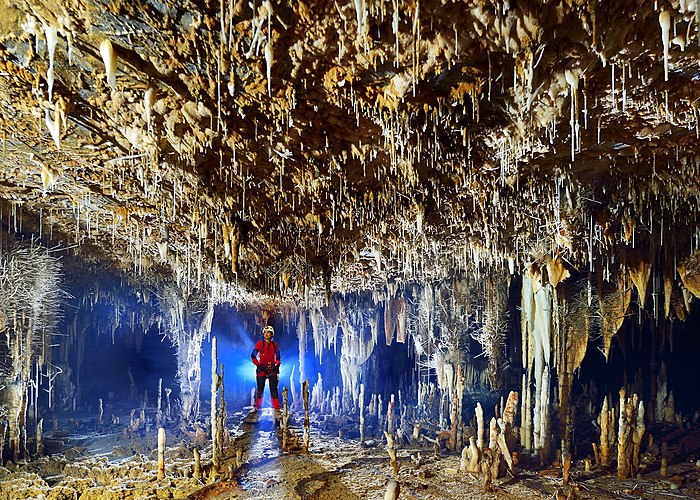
left=263, top=325, right=275, bottom=335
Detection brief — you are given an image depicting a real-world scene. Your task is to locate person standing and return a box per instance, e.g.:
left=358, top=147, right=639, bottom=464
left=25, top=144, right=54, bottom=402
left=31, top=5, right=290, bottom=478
left=250, top=325, right=281, bottom=410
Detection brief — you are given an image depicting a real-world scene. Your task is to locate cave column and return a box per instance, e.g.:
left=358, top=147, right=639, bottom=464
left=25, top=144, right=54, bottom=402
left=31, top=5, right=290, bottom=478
left=520, top=272, right=554, bottom=461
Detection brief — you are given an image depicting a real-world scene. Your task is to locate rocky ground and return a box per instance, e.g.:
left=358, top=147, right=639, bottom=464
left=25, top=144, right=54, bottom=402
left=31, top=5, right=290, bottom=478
left=2, top=406, right=700, bottom=499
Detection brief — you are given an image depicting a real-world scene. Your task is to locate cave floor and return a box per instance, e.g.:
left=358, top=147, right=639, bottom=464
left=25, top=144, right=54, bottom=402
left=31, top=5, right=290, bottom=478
left=1, top=406, right=700, bottom=499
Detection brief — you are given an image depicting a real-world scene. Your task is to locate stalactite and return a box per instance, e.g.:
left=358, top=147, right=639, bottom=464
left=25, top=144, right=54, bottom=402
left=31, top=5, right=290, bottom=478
left=475, top=273, right=508, bottom=391
left=164, top=288, right=214, bottom=420
left=384, top=295, right=396, bottom=346
left=599, top=272, right=632, bottom=361
left=395, top=297, right=406, bottom=343
left=677, top=252, right=700, bottom=299
left=625, top=248, right=653, bottom=309
left=297, top=311, right=307, bottom=389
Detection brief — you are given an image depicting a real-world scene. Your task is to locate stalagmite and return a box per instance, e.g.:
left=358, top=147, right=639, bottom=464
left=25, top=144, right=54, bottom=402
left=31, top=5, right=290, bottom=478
left=632, top=400, right=645, bottom=475
left=598, top=395, right=616, bottom=466
left=496, top=421, right=515, bottom=477
left=359, top=383, right=365, bottom=443
left=217, top=364, right=226, bottom=456
left=303, top=379, right=310, bottom=453
left=157, top=427, right=165, bottom=480
left=488, top=417, right=498, bottom=453
left=0, top=421, right=5, bottom=466
left=475, top=402, right=484, bottom=452
left=194, top=448, right=202, bottom=480
left=661, top=442, right=668, bottom=478
left=665, top=391, right=675, bottom=422
left=616, top=389, right=645, bottom=479
left=211, top=336, right=219, bottom=469
left=157, top=378, right=162, bottom=426
left=460, top=436, right=480, bottom=473
left=562, top=452, right=571, bottom=485
left=617, top=389, right=632, bottom=478
left=164, top=388, right=172, bottom=420
left=481, top=448, right=494, bottom=492
left=97, top=398, right=103, bottom=431
left=521, top=276, right=535, bottom=452
left=281, top=386, right=290, bottom=449
left=385, top=430, right=397, bottom=465
left=384, top=479, right=400, bottom=500
left=36, top=418, right=43, bottom=457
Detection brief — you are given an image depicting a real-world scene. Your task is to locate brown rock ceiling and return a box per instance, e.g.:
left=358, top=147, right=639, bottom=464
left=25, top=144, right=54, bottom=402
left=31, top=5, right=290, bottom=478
left=0, top=0, right=699, bottom=301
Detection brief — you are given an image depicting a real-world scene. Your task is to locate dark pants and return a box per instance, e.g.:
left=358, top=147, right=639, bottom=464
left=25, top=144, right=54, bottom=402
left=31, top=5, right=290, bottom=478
left=255, top=373, right=279, bottom=408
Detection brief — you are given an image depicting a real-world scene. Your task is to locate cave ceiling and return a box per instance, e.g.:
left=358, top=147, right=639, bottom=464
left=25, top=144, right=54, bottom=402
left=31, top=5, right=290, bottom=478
left=0, top=0, right=699, bottom=303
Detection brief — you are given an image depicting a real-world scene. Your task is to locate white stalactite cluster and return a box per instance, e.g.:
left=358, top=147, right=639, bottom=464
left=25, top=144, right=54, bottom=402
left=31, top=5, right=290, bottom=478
left=471, top=273, right=508, bottom=390
left=0, top=240, right=62, bottom=461
left=520, top=272, right=553, bottom=454
left=159, top=285, right=214, bottom=420
left=292, top=277, right=498, bottom=416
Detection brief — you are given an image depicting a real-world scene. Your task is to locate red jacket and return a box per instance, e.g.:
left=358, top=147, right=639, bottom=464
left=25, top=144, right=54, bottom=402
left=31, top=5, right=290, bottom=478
left=251, top=339, right=280, bottom=374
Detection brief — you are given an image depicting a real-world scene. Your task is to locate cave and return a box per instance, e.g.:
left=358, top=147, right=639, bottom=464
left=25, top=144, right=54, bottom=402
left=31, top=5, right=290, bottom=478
left=1, top=0, right=700, bottom=498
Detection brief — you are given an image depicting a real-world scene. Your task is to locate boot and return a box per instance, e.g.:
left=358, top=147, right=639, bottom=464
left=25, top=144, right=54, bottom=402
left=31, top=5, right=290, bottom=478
left=272, top=397, right=280, bottom=410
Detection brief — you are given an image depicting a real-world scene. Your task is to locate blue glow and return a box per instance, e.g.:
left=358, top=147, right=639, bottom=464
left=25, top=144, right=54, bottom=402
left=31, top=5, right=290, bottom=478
left=201, top=307, right=299, bottom=406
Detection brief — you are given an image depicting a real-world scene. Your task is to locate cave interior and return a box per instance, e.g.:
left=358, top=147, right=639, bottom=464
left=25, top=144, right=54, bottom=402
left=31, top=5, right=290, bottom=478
left=1, top=0, right=700, bottom=498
